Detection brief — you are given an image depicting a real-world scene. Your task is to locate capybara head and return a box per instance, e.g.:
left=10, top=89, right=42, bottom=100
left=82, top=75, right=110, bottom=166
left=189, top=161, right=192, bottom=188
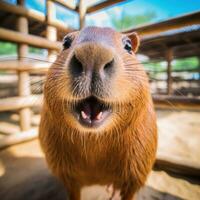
left=44, top=26, right=150, bottom=133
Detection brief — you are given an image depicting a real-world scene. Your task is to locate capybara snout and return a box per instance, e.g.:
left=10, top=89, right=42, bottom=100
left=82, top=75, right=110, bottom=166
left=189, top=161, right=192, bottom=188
left=68, top=42, right=117, bottom=98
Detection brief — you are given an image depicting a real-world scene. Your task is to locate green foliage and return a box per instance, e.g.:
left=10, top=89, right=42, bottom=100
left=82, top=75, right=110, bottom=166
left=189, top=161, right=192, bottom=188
left=144, top=61, right=166, bottom=71
left=0, top=42, right=44, bottom=56
left=110, top=10, right=157, bottom=31
left=0, top=41, right=17, bottom=55
left=144, top=57, right=199, bottom=75
left=173, top=57, right=199, bottom=70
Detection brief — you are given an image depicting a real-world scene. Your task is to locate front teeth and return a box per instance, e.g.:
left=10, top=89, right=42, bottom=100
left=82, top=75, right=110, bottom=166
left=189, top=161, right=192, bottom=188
left=81, top=111, right=103, bottom=120
left=81, top=111, right=88, bottom=119
left=96, top=112, right=102, bottom=120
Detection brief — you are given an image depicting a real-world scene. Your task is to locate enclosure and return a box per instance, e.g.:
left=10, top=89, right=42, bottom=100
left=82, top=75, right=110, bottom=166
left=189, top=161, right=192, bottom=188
left=0, top=0, right=200, bottom=199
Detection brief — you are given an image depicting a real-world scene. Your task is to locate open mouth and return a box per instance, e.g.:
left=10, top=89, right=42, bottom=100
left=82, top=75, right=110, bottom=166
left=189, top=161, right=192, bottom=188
left=73, top=96, right=112, bottom=128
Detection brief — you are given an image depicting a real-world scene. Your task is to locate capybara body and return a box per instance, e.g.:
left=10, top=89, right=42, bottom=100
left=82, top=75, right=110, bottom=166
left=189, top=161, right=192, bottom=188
left=39, top=26, right=157, bottom=200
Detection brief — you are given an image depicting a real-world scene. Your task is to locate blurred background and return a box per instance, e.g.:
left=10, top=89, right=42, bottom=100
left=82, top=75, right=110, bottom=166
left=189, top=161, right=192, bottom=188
left=0, top=0, right=200, bottom=199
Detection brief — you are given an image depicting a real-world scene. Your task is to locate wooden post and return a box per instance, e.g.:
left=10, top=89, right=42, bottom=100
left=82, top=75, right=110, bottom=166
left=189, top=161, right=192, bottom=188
left=166, top=48, right=173, bottom=95
left=46, top=0, right=57, bottom=61
left=79, top=0, right=87, bottom=29
left=17, top=0, right=31, bottom=131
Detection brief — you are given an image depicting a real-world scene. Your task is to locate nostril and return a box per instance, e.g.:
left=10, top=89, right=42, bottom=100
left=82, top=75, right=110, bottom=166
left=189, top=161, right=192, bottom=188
left=69, top=55, right=83, bottom=76
left=104, top=59, right=114, bottom=72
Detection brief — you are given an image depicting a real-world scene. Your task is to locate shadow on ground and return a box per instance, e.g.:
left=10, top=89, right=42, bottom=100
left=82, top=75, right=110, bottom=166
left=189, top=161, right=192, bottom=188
left=0, top=150, right=183, bottom=200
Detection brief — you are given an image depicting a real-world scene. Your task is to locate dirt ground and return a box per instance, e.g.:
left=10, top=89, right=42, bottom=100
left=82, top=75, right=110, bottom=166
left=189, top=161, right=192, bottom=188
left=0, top=109, right=200, bottom=200
left=157, top=110, right=200, bottom=164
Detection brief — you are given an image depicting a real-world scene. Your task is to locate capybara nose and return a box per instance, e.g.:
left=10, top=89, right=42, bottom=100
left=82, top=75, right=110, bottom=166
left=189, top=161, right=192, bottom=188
left=69, top=43, right=115, bottom=78
left=69, top=54, right=84, bottom=77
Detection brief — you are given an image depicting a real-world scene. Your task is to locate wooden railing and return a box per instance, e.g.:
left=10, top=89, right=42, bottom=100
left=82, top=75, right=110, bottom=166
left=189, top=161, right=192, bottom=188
left=0, top=0, right=59, bottom=131
left=0, top=0, right=75, bottom=131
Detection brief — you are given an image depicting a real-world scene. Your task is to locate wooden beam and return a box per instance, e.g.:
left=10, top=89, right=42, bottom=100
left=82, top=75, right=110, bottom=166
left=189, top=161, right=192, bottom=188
left=86, top=0, right=126, bottom=14
left=0, top=128, right=38, bottom=150
left=79, top=0, right=87, bottom=29
left=0, top=61, right=50, bottom=72
left=166, top=48, right=173, bottom=95
left=155, top=153, right=200, bottom=177
left=52, top=0, right=77, bottom=11
left=153, top=95, right=200, bottom=110
left=0, top=1, right=73, bottom=32
left=0, top=27, right=62, bottom=50
left=0, top=1, right=44, bottom=21
left=50, top=18, right=72, bottom=32
left=0, top=95, right=43, bottom=112
left=17, top=0, right=31, bottom=131
left=46, top=0, right=57, bottom=61
left=124, top=11, right=200, bottom=37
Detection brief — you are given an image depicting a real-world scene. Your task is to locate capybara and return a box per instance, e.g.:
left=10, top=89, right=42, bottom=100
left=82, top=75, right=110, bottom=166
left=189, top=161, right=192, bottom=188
left=39, top=26, right=157, bottom=200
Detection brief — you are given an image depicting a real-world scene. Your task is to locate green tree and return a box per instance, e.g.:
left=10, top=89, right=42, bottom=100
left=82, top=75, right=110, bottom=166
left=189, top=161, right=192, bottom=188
left=0, top=42, right=17, bottom=55
left=110, top=10, right=157, bottom=31
left=173, top=57, right=199, bottom=70
left=0, top=42, right=44, bottom=56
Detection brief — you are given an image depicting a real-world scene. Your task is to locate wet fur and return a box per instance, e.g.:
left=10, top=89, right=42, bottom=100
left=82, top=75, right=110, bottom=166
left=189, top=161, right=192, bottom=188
left=39, top=27, right=157, bottom=200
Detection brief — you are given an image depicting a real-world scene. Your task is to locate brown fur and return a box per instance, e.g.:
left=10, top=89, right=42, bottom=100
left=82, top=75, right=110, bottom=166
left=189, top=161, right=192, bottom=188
left=39, top=27, right=157, bottom=200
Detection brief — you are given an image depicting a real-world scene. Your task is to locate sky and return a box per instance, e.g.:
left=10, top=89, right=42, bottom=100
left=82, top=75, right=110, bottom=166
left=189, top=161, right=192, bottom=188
left=5, top=0, right=200, bottom=30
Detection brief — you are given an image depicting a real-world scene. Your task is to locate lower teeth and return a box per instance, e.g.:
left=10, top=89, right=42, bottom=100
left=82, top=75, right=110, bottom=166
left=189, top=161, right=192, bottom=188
left=96, top=112, right=103, bottom=120
left=81, top=111, right=103, bottom=121
left=81, top=111, right=88, bottom=119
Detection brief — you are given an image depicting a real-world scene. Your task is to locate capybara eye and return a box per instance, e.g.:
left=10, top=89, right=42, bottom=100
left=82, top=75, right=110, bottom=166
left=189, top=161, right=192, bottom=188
left=63, top=36, right=73, bottom=49
left=123, top=39, right=132, bottom=54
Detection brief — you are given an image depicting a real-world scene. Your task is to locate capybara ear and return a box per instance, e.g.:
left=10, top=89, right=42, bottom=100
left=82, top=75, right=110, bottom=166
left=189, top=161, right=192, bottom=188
left=127, top=32, right=140, bottom=53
